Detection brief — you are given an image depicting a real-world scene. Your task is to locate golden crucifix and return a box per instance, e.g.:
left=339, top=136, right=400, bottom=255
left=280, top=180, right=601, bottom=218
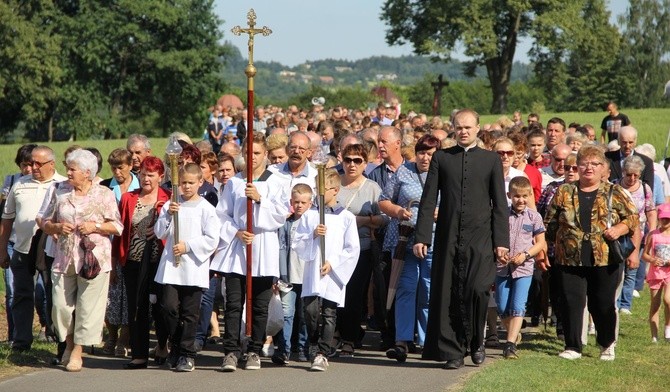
left=231, top=8, right=271, bottom=338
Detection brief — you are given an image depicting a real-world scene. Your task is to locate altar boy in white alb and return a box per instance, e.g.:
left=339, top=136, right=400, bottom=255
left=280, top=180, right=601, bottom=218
left=154, top=163, right=220, bottom=372
left=293, top=169, right=360, bottom=372
left=211, top=163, right=289, bottom=372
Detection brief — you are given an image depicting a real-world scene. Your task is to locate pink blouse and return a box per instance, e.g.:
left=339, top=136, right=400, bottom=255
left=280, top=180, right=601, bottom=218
left=43, top=183, right=123, bottom=274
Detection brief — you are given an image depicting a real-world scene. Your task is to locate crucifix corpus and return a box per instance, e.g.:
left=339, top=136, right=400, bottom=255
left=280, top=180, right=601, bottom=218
left=431, top=74, right=449, bottom=116
left=231, top=8, right=272, bottom=337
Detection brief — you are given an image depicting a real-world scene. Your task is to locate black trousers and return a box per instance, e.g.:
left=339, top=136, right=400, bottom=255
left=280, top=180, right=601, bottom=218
left=556, top=264, right=621, bottom=353
left=161, top=284, right=203, bottom=359
left=338, top=249, right=371, bottom=344
left=304, top=296, right=337, bottom=355
left=124, top=261, right=152, bottom=359
left=372, top=250, right=395, bottom=346
left=222, top=273, right=273, bottom=355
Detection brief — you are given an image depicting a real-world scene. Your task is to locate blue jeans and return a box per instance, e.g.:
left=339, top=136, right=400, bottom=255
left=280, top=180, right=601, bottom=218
left=617, top=265, right=637, bottom=311
left=395, top=249, right=432, bottom=345
left=634, top=258, right=647, bottom=291
left=195, top=274, right=218, bottom=347
left=9, top=251, right=35, bottom=349
left=273, top=284, right=307, bottom=356
left=3, top=242, right=14, bottom=341
left=494, top=275, right=532, bottom=318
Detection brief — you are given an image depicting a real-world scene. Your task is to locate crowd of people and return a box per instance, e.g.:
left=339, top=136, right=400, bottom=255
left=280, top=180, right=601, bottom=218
left=1, top=100, right=670, bottom=374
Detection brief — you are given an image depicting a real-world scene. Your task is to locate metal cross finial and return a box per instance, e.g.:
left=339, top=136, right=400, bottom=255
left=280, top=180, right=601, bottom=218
left=231, top=8, right=272, bottom=70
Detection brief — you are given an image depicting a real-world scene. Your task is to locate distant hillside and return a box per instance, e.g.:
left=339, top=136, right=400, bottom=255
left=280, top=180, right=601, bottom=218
left=219, top=42, right=533, bottom=104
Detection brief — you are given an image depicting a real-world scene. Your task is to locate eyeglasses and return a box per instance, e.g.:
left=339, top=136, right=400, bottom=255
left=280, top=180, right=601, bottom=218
left=343, top=157, right=364, bottom=165
left=288, top=145, right=308, bottom=153
left=30, top=160, right=53, bottom=168
left=496, top=150, right=515, bottom=157
left=578, top=162, right=603, bottom=169
left=563, top=165, right=579, bottom=172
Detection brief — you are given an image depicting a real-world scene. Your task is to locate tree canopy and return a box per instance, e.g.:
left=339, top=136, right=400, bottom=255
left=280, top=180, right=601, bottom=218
left=0, top=0, right=226, bottom=142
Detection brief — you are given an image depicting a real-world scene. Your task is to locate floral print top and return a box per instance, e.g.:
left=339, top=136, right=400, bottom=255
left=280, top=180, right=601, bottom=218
left=43, top=182, right=123, bottom=274
left=544, top=182, right=638, bottom=267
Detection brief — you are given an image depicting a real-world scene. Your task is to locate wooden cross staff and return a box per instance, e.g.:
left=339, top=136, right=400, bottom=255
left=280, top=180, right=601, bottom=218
left=231, top=8, right=272, bottom=338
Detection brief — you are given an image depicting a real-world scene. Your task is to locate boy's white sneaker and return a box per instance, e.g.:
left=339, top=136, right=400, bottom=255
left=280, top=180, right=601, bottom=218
left=558, top=350, right=582, bottom=360
left=599, top=344, right=615, bottom=361
left=310, top=353, right=329, bottom=371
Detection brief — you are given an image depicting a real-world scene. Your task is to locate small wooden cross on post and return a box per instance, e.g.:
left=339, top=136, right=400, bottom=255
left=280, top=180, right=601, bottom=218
left=431, top=74, right=449, bottom=116
left=231, top=8, right=272, bottom=338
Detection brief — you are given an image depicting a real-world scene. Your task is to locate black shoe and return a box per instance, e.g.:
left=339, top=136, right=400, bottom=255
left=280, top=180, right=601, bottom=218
left=10, top=345, right=29, bottom=353
left=502, top=343, right=519, bottom=359
left=530, top=316, right=540, bottom=327
left=124, top=360, right=148, bottom=369
left=166, top=351, right=180, bottom=369
left=175, top=356, right=195, bottom=372
left=193, top=340, right=203, bottom=353
left=443, top=358, right=464, bottom=369
left=271, top=353, right=289, bottom=365
left=471, top=345, right=486, bottom=365
left=385, top=345, right=407, bottom=363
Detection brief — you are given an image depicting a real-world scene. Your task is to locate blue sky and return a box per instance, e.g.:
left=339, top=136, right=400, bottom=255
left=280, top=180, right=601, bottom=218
left=215, top=1, right=629, bottom=67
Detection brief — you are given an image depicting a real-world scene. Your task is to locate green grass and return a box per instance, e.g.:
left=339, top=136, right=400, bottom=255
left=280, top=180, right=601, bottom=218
left=480, top=108, right=670, bottom=158
left=0, top=138, right=170, bottom=181
left=459, top=289, right=669, bottom=392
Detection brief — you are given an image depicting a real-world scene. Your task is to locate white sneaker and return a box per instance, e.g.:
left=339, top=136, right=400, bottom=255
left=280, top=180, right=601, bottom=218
left=633, top=290, right=640, bottom=298
left=310, top=353, right=329, bottom=371
left=600, top=344, right=615, bottom=361
left=619, top=308, right=632, bottom=315
left=558, top=350, right=582, bottom=360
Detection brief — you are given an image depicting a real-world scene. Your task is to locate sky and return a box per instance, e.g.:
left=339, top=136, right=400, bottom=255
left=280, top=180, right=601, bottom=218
left=215, top=0, right=630, bottom=67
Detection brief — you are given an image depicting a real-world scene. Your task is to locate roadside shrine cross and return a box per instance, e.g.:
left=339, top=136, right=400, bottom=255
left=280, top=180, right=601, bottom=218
left=431, top=74, right=449, bottom=116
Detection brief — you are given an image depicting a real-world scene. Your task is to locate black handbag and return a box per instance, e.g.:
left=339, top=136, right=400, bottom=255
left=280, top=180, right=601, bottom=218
left=606, top=186, right=635, bottom=264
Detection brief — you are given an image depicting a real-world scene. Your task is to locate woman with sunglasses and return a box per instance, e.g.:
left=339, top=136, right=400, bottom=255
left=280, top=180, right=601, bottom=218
left=378, top=134, right=440, bottom=362
left=493, top=138, right=530, bottom=207
left=335, top=143, right=387, bottom=357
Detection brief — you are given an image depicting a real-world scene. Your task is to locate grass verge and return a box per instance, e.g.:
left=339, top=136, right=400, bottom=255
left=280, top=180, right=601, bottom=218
left=458, top=289, right=668, bottom=392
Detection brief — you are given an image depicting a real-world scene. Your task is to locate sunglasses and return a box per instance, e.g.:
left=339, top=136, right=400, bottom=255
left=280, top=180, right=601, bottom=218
left=343, top=157, right=364, bottom=165
left=563, top=165, right=579, bottom=172
left=496, top=150, right=515, bottom=157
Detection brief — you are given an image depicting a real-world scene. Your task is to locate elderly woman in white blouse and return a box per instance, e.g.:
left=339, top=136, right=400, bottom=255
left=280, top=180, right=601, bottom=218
left=43, top=149, right=123, bottom=372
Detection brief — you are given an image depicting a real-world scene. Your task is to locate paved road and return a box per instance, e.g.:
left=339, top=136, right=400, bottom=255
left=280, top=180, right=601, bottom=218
left=0, top=332, right=500, bottom=392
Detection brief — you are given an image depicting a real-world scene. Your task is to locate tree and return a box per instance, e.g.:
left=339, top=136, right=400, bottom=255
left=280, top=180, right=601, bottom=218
left=0, top=1, right=62, bottom=141
left=380, top=0, right=585, bottom=114
left=562, top=1, right=628, bottom=111
left=618, top=0, right=670, bottom=108
left=53, top=0, right=227, bottom=139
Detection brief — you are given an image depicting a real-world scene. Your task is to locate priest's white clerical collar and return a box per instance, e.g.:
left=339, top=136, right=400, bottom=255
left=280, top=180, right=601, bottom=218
left=458, top=141, right=478, bottom=151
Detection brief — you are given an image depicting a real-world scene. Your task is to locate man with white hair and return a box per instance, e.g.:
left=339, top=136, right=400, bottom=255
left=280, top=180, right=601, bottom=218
left=127, top=134, right=152, bottom=175
left=605, top=126, right=655, bottom=189
left=0, top=146, right=66, bottom=351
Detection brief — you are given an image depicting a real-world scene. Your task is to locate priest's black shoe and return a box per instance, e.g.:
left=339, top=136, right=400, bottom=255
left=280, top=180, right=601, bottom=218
left=443, top=358, right=464, bottom=369
left=471, top=346, right=486, bottom=365
left=123, top=361, right=148, bottom=369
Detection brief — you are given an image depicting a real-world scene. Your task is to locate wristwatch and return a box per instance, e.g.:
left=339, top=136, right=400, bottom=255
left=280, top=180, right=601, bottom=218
left=524, top=251, right=531, bottom=261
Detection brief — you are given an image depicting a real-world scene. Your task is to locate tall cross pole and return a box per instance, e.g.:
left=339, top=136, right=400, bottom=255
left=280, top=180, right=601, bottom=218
left=431, top=74, right=449, bottom=116
left=231, top=9, right=272, bottom=337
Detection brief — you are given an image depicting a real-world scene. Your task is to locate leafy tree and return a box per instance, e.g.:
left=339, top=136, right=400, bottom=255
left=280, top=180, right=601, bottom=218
left=380, top=0, right=585, bottom=114
left=562, top=0, right=627, bottom=111
left=0, top=1, right=62, bottom=141
left=618, top=0, right=670, bottom=108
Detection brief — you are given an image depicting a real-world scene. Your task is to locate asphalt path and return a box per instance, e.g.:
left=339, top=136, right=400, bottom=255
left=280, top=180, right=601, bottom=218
left=0, top=331, right=500, bottom=392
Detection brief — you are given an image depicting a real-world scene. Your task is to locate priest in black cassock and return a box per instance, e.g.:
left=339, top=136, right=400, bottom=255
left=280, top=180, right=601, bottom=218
left=413, top=109, right=509, bottom=370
